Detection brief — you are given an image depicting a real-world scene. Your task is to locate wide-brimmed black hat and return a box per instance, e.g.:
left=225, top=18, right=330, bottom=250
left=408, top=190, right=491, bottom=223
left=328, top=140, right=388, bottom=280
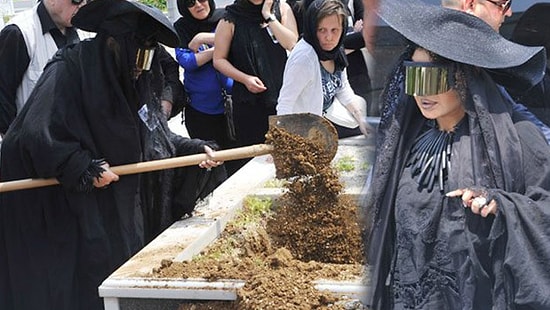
left=72, top=0, right=180, bottom=47
left=377, top=0, right=546, bottom=87
left=511, top=3, right=550, bottom=56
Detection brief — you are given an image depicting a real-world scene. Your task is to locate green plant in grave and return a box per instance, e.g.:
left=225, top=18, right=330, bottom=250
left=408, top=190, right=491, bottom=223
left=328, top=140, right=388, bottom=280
left=233, top=196, right=273, bottom=227
left=333, top=155, right=356, bottom=172
left=263, top=178, right=287, bottom=188
left=139, top=0, right=167, bottom=12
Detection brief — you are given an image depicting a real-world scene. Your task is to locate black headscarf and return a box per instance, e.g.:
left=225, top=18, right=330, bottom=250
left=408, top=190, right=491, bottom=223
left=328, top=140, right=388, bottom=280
left=174, top=0, right=225, bottom=48
left=302, top=0, right=348, bottom=68
left=225, top=0, right=280, bottom=25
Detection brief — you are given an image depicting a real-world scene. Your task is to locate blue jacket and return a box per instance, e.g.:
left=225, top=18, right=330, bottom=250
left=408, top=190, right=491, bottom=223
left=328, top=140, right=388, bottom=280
left=175, top=46, right=232, bottom=115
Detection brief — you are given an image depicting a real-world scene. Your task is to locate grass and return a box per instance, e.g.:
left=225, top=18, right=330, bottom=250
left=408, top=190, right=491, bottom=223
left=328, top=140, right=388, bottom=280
left=191, top=196, right=273, bottom=262
left=263, top=178, right=287, bottom=188
left=333, top=155, right=356, bottom=172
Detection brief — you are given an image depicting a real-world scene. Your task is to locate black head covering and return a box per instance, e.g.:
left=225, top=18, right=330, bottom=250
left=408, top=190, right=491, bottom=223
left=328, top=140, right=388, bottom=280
left=302, top=0, right=348, bottom=68
left=174, top=0, right=224, bottom=48
left=511, top=3, right=550, bottom=58
left=72, top=0, right=180, bottom=47
left=225, top=0, right=278, bottom=26
left=377, top=0, right=547, bottom=89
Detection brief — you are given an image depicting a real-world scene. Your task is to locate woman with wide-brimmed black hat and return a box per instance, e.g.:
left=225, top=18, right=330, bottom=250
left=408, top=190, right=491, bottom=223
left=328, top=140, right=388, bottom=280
left=365, top=0, right=550, bottom=309
left=0, top=1, right=223, bottom=309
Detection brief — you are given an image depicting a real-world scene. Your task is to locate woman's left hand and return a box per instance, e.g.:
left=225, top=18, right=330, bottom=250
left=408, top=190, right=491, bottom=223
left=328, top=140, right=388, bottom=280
left=199, top=145, right=224, bottom=170
left=446, top=188, right=498, bottom=217
left=358, top=118, right=374, bottom=136
left=261, top=0, right=274, bottom=20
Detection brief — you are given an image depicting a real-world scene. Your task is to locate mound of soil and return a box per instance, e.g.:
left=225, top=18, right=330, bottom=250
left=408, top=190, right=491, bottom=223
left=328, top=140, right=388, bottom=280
left=151, top=127, right=367, bottom=309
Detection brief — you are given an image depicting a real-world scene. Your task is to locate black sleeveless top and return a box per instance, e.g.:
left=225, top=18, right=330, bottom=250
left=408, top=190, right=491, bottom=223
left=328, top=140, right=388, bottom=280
left=224, top=1, right=288, bottom=107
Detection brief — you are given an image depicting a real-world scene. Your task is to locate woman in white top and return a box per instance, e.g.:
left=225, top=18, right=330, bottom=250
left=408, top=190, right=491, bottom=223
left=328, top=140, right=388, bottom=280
left=276, top=0, right=370, bottom=138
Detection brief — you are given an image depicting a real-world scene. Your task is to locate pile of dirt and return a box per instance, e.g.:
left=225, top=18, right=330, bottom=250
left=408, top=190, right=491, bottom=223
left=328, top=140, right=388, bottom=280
left=151, top=127, right=367, bottom=309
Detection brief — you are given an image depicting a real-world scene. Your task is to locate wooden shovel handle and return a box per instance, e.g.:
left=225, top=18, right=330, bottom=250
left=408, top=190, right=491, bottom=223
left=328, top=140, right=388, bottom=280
left=0, top=144, right=274, bottom=193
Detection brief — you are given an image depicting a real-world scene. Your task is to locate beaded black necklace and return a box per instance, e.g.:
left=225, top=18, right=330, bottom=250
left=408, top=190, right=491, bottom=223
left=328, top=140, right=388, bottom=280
left=407, top=119, right=462, bottom=192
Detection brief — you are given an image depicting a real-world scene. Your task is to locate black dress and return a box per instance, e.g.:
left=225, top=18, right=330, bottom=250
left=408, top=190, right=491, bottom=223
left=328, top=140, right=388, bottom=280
left=390, top=120, right=494, bottom=309
left=223, top=1, right=289, bottom=174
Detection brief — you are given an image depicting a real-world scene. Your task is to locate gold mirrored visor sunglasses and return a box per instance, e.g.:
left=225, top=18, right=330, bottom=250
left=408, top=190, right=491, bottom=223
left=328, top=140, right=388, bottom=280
left=404, top=61, right=454, bottom=96
left=136, top=47, right=156, bottom=72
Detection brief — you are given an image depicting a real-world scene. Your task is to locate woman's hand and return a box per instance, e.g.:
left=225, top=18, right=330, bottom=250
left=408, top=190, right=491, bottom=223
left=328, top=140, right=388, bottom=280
left=358, top=118, right=374, bottom=136
left=353, top=19, right=364, bottom=33
left=189, top=32, right=215, bottom=53
left=161, top=100, right=173, bottom=118
left=346, top=96, right=371, bottom=136
left=446, top=187, right=498, bottom=217
left=93, top=162, right=119, bottom=188
left=199, top=145, right=224, bottom=170
left=243, top=75, right=267, bottom=93
left=262, top=0, right=274, bottom=20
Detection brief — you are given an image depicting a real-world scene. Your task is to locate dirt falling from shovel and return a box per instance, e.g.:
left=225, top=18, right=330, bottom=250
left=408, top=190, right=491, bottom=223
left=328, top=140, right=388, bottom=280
left=265, top=126, right=363, bottom=264
left=154, top=127, right=366, bottom=310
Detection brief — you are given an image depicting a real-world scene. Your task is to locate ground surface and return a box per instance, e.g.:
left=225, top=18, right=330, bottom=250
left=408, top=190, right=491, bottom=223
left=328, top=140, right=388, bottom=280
left=151, top=127, right=368, bottom=309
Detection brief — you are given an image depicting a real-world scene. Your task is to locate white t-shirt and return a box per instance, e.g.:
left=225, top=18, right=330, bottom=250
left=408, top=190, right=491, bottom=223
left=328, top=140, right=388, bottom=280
left=276, top=39, right=356, bottom=116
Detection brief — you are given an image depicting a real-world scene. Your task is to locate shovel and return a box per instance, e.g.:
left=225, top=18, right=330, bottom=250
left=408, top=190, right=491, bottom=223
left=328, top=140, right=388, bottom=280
left=0, top=113, right=338, bottom=193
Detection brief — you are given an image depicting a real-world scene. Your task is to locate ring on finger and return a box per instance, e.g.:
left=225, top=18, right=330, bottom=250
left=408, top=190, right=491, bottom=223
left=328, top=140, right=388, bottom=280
left=473, top=197, right=488, bottom=209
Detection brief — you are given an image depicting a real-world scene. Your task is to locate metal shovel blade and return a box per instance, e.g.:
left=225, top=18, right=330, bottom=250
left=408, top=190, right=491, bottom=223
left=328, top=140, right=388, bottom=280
left=268, top=113, right=338, bottom=161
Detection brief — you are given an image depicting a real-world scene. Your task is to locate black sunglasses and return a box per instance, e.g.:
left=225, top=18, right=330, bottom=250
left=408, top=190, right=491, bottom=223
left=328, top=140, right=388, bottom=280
left=185, top=0, right=208, bottom=8
left=485, top=0, right=512, bottom=13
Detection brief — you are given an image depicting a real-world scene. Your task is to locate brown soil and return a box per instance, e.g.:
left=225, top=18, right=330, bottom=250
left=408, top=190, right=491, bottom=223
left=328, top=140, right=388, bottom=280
left=151, top=127, right=367, bottom=309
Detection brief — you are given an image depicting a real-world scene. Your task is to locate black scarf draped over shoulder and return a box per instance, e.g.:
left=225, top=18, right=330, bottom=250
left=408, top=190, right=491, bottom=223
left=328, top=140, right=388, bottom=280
left=365, top=47, right=550, bottom=309
left=174, top=0, right=225, bottom=48
left=302, top=0, right=348, bottom=70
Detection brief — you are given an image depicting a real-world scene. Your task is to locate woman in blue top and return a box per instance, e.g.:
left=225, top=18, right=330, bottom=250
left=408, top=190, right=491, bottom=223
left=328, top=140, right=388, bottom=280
left=174, top=0, right=233, bottom=150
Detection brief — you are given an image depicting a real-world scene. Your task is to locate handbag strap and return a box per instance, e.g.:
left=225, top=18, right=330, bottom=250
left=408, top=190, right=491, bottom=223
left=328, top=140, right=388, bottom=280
left=215, top=71, right=228, bottom=93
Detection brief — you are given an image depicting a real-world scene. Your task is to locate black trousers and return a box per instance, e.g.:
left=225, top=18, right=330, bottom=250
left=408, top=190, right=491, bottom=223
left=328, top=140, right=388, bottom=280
left=184, top=106, right=233, bottom=150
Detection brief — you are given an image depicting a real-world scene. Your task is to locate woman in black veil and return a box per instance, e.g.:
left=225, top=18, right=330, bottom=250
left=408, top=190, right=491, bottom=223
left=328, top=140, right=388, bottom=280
left=365, top=0, right=550, bottom=309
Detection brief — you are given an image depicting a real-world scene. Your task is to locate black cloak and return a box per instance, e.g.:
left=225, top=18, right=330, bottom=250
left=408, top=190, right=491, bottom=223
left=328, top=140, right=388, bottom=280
left=0, top=30, right=146, bottom=310
left=0, top=2, right=224, bottom=309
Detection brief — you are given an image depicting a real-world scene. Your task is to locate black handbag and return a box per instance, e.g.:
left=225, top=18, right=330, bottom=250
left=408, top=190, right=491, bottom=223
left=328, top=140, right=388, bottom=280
left=222, top=88, right=236, bottom=142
